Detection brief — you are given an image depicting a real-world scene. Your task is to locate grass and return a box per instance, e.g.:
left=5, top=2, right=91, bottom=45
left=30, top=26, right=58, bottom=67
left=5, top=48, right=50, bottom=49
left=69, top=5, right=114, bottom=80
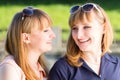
left=0, top=4, right=120, bottom=42
left=107, top=10, right=120, bottom=41
left=0, top=4, right=70, bottom=41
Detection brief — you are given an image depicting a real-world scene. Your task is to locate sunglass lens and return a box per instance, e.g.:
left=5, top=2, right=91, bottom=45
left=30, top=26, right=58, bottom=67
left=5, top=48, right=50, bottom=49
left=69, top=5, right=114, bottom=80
left=82, top=4, right=94, bottom=11
left=70, top=5, right=79, bottom=13
left=23, top=8, right=33, bottom=16
left=27, top=6, right=33, bottom=9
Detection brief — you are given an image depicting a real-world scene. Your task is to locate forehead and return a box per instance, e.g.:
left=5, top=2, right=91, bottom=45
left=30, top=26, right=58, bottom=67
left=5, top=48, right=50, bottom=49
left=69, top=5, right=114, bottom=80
left=72, top=18, right=92, bottom=27
left=35, top=17, right=51, bottom=29
left=71, top=12, right=101, bottom=27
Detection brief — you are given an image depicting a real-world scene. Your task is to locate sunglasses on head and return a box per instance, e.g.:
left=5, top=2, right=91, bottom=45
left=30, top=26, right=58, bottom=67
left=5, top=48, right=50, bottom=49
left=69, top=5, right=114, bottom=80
left=22, top=6, right=34, bottom=20
left=70, top=3, right=101, bottom=14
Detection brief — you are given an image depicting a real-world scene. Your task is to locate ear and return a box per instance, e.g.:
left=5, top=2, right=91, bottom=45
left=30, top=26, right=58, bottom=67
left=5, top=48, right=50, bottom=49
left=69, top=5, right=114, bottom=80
left=22, top=33, right=31, bottom=44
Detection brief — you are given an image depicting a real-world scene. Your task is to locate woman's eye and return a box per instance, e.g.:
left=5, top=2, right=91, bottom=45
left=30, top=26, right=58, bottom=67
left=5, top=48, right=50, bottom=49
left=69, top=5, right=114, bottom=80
left=44, top=29, right=49, bottom=32
left=72, top=27, right=77, bottom=30
left=84, top=26, right=91, bottom=29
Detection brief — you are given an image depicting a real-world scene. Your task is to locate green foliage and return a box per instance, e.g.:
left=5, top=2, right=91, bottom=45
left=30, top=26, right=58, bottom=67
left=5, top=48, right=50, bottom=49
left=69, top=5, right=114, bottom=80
left=0, top=0, right=85, bottom=5
left=0, top=0, right=120, bottom=41
left=0, top=31, right=6, bottom=41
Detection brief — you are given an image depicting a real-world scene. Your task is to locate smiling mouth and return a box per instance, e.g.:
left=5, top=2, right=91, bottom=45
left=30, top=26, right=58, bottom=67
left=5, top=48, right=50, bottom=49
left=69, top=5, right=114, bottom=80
left=79, top=38, right=90, bottom=43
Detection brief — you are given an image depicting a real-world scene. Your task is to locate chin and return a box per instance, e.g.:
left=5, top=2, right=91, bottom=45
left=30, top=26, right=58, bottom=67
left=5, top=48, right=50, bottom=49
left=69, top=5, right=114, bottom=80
left=81, top=48, right=91, bottom=52
left=47, top=47, right=52, bottom=51
left=79, top=47, right=89, bottom=52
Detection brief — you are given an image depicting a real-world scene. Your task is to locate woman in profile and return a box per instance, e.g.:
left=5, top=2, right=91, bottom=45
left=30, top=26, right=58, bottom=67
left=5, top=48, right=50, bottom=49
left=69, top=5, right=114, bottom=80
left=0, top=6, right=55, bottom=80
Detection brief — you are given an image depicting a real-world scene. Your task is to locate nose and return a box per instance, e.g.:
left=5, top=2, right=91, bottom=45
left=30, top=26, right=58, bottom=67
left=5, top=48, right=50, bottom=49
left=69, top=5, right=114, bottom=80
left=51, top=30, right=56, bottom=39
left=77, top=29, right=84, bottom=39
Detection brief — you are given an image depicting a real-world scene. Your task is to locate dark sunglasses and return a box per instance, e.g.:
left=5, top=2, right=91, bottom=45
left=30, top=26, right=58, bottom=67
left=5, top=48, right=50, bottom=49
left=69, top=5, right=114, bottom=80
left=70, top=3, right=100, bottom=14
left=22, top=6, right=34, bottom=20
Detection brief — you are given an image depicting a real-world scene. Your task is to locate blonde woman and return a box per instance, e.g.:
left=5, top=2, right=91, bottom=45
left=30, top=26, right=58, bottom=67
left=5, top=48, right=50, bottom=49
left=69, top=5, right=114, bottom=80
left=48, top=3, right=120, bottom=80
left=0, top=7, right=55, bottom=80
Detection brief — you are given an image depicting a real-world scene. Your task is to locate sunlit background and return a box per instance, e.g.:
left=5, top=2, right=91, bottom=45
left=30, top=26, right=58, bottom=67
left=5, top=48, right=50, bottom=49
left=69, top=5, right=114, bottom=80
left=0, top=0, right=120, bottom=69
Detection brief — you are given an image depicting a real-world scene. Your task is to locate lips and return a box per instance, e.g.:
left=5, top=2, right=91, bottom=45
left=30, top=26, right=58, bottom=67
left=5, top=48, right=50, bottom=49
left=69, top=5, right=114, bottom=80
left=76, top=38, right=91, bottom=51
left=47, top=41, right=52, bottom=44
left=79, top=38, right=90, bottom=43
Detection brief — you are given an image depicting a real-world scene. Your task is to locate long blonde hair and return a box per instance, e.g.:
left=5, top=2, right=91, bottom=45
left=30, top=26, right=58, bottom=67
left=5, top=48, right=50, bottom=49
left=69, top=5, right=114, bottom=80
left=66, top=3, right=113, bottom=67
left=5, top=7, right=52, bottom=80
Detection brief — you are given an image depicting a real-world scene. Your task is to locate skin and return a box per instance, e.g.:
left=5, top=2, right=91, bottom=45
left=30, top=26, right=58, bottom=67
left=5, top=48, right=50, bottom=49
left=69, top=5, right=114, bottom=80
left=72, top=18, right=105, bottom=74
left=0, top=63, right=21, bottom=80
left=0, top=20, right=55, bottom=80
left=24, top=20, right=56, bottom=78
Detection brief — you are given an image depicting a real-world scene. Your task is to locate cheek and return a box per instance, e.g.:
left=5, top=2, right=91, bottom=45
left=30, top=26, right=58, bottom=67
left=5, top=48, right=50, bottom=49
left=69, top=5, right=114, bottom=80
left=90, top=28, right=103, bottom=36
left=72, top=32, right=76, bottom=40
left=32, top=36, right=44, bottom=44
left=38, top=37, right=46, bottom=43
left=91, top=31, right=103, bottom=43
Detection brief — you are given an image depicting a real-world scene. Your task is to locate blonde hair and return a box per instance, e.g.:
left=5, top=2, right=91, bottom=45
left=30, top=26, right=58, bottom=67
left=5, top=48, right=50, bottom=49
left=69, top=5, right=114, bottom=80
left=66, top=3, right=113, bottom=67
left=5, top=8, right=52, bottom=80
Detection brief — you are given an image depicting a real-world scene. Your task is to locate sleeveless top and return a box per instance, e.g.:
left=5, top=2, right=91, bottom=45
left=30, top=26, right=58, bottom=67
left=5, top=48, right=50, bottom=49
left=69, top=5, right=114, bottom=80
left=0, top=55, right=47, bottom=80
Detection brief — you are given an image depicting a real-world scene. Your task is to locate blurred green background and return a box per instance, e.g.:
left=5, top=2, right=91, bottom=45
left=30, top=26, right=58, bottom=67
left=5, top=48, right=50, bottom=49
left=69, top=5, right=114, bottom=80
left=0, top=0, right=120, bottom=42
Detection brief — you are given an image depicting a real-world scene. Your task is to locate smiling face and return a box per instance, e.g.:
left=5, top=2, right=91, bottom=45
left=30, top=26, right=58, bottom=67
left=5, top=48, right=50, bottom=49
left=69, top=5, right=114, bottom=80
left=71, top=18, right=104, bottom=52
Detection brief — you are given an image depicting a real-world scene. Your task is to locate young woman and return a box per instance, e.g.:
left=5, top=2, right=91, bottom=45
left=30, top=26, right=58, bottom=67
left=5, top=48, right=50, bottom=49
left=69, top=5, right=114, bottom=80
left=0, top=6, right=55, bottom=80
left=48, top=3, right=120, bottom=80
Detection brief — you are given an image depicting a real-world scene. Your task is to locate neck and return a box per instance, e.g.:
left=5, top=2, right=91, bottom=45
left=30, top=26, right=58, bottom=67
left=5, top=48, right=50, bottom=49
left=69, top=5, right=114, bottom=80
left=81, top=50, right=102, bottom=75
left=82, top=50, right=102, bottom=64
left=28, top=50, right=41, bottom=67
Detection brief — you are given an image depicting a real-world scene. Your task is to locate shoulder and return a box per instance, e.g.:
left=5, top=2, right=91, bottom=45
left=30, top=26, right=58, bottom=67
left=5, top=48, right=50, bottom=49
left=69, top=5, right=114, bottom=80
left=48, top=57, right=73, bottom=80
left=0, top=55, right=25, bottom=80
left=51, top=57, right=71, bottom=71
left=104, top=53, right=120, bottom=64
left=0, top=55, right=20, bottom=70
left=54, top=57, right=67, bottom=65
left=0, top=62, right=21, bottom=80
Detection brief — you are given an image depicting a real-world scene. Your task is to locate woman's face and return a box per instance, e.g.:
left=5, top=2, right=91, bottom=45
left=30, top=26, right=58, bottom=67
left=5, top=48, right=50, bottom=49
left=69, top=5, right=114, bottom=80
left=29, top=20, right=55, bottom=53
left=72, top=18, right=104, bottom=52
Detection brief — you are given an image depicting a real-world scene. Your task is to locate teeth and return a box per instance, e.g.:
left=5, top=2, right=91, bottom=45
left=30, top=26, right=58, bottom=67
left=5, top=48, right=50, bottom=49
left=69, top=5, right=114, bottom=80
left=79, top=39, right=89, bottom=42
